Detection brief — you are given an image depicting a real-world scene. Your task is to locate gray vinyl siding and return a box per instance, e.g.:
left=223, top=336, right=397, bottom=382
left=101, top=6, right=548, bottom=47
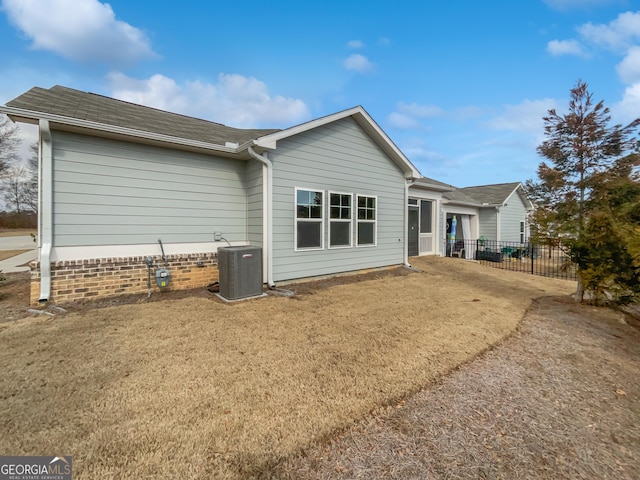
left=52, top=130, right=248, bottom=246
left=478, top=208, right=497, bottom=240
left=246, top=159, right=263, bottom=247
left=499, top=196, right=528, bottom=243
left=270, top=117, right=406, bottom=282
left=439, top=210, right=446, bottom=255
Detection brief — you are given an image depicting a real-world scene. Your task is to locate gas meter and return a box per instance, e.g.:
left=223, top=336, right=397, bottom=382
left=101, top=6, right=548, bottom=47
left=155, top=268, right=170, bottom=288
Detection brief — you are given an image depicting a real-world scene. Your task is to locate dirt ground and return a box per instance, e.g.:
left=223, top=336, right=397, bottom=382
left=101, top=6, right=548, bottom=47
left=1, top=257, right=636, bottom=478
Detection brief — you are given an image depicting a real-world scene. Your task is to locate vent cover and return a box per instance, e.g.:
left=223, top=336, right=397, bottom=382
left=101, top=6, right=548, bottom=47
left=218, top=246, right=263, bottom=300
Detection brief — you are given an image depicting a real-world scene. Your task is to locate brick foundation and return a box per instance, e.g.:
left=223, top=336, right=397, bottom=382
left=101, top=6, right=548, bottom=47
left=30, top=253, right=218, bottom=305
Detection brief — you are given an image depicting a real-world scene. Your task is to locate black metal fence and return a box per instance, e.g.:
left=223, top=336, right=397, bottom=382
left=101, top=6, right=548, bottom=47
left=445, top=239, right=577, bottom=281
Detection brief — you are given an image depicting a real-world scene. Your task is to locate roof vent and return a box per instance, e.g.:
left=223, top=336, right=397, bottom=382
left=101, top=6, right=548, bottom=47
left=225, top=142, right=239, bottom=148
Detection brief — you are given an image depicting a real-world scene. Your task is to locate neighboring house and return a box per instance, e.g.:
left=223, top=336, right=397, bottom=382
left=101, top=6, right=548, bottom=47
left=1, top=85, right=420, bottom=304
left=458, top=182, right=534, bottom=243
left=408, top=180, right=534, bottom=258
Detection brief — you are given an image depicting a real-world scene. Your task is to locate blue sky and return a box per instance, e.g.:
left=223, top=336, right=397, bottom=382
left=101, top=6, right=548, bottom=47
left=1, top=0, right=639, bottom=187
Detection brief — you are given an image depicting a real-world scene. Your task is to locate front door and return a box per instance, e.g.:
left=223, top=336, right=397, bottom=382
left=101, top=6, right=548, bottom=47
left=408, top=206, right=419, bottom=256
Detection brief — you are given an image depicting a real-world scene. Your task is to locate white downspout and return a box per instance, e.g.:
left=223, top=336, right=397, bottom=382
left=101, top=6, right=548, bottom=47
left=39, top=119, right=53, bottom=302
left=247, top=146, right=275, bottom=288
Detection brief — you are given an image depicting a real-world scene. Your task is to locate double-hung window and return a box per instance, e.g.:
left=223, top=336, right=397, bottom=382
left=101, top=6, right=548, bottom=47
left=296, top=188, right=324, bottom=250
left=356, top=195, right=377, bottom=246
left=329, top=192, right=352, bottom=248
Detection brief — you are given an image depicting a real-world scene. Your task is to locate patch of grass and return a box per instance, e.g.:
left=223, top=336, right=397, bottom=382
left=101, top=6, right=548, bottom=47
left=0, top=257, right=575, bottom=479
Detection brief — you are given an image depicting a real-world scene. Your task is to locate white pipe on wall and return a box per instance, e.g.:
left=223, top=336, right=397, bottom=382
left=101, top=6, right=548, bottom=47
left=247, top=146, right=275, bottom=288
left=38, top=119, right=53, bottom=302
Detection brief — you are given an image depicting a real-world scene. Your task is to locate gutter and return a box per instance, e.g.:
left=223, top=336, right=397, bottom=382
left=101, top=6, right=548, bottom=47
left=38, top=119, right=53, bottom=302
left=247, top=146, right=275, bottom=288
left=0, top=106, right=240, bottom=155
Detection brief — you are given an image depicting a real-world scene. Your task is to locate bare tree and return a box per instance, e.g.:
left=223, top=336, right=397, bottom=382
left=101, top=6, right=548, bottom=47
left=0, top=114, right=20, bottom=175
left=1, top=166, right=29, bottom=213
left=21, top=143, right=39, bottom=213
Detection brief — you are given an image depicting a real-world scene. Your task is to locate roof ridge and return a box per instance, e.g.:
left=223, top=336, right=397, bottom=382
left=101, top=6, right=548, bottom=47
left=460, top=181, right=520, bottom=189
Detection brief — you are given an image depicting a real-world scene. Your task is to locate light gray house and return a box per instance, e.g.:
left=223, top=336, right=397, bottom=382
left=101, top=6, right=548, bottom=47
left=408, top=180, right=534, bottom=258
left=1, top=85, right=420, bottom=304
left=458, top=182, right=534, bottom=243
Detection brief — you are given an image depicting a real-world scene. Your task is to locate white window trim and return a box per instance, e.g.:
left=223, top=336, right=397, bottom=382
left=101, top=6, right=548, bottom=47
left=294, top=187, right=324, bottom=252
left=356, top=194, right=377, bottom=248
left=328, top=191, right=353, bottom=249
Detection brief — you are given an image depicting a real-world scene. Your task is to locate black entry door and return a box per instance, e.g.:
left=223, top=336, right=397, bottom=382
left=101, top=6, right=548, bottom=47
left=408, top=206, right=419, bottom=256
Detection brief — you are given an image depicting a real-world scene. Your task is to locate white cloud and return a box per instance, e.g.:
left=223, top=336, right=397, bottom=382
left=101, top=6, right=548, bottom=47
left=108, top=72, right=310, bottom=128
left=397, top=102, right=444, bottom=118
left=616, top=46, right=640, bottom=83
left=388, top=112, right=423, bottom=130
left=387, top=102, right=442, bottom=130
left=1, top=0, right=156, bottom=65
left=547, top=39, right=588, bottom=57
left=613, top=82, right=640, bottom=123
left=451, top=105, right=487, bottom=121
left=546, top=11, right=640, bottom=86
left=578, top=11, right=640, bottom=51
left=488, top=98, right=557, bottom=137
left=347, top=40, right=364, bottom=49
left=343, top=53, right=374, bottom=73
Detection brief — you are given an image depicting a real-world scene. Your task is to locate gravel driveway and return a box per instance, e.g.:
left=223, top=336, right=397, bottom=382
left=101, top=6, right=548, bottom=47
left=280, top=296, right=640, bottom=479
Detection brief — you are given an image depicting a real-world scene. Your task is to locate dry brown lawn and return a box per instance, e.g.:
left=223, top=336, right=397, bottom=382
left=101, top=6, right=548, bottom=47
left=0, top=229, right=36, bottom=238
left=0, top=257, right=575, bottom=479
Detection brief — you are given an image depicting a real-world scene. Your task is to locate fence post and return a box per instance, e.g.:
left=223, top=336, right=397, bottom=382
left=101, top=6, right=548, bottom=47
left=531, top=242, right=534, bottom=275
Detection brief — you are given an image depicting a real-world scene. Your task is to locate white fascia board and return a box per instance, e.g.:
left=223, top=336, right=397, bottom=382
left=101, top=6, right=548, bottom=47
left=443, top=204, right=479, bottom=216
left=252, top=105, right=421, bottom=178
left=505, top=183, right=534, bottom=211
left=0, top=105, right=240, bottom=155
left=410, top=181, right=454, bottom=193
left=442, top=198, right=482, bottom=208
left=254, top=106, right=365, bottom=146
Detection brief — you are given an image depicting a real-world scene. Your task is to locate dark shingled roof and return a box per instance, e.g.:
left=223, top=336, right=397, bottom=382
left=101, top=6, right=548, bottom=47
left=6, top=85, right=280, bottom=146
left=414, top=176, right=454, bottom=190
left=459, top=182, right=522, bottom=206
left=442, top=189, right=482, bottom=206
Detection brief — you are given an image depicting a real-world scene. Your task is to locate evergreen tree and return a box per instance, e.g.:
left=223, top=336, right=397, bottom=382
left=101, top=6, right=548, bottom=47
left=528, top=80, right=640, bottom=303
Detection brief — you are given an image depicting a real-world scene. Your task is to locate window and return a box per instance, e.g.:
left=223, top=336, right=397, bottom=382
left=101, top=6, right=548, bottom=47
left=329, top=192, right=352, bottom=248
left=420, top=200, right=433, bottom=234
left=296, top=188, right=323, bottom=250
left=356, top=195, right=377, bottom=246
left=520, top=221, right=525, bottom=243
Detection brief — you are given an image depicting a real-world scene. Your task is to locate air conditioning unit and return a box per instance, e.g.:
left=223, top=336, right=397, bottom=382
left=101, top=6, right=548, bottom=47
left=218, top=246, right=263, bottom=300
